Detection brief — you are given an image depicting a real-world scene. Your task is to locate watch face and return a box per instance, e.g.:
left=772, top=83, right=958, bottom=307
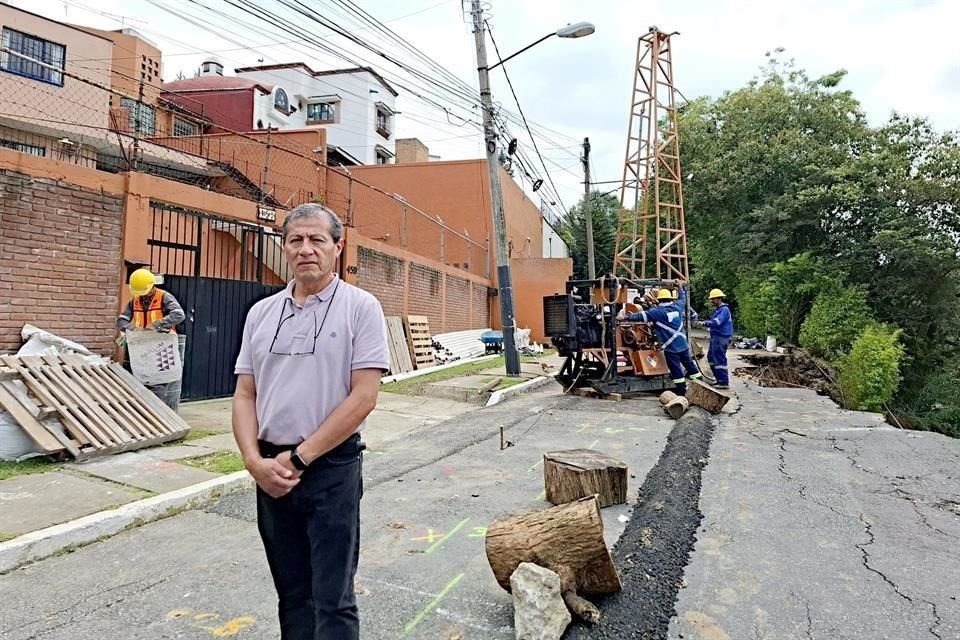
left=291, top=450, right=308, bottom=470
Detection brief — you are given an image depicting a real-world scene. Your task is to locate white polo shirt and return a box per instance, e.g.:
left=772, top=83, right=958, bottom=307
left=235, top=275, right=390, bottom=445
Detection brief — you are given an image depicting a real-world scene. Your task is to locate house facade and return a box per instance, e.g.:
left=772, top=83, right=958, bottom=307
left=162, top=61, right=397, bottom=166
left=0, top=5, right=113, bottom=167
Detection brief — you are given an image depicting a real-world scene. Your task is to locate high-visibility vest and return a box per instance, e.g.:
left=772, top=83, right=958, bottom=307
left=132, top=289, right=176, bottom=333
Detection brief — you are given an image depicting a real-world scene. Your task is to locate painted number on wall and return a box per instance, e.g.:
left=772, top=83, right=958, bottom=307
left=346, top=265, right=359, bottom=274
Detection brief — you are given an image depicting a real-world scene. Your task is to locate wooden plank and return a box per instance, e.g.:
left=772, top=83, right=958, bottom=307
left=21, top=356, right=122, bottom=447
left=61, top=355, right=171, bottom=438
left=38, top=356, right=131, bottom=446
left=387, top=317, right=414, bottom=373
left=62, top=362, right=155, bottom=440
left=1, top=356, right=100, bottom=448
left=0, top=383, right=69, bottom=455
left=44, top=357, right=142, bottom=444
left=86, top=366, right=166, bottom=438
left=101, top=362, right=191, bottom=435
left=404, top=315, right=435, bottom=370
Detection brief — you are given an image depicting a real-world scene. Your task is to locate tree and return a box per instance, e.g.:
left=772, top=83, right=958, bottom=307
left=559, top=192, right=618, bottom=280
left=175, top=70, right=187, bottom=81
left=677, top=52, right=960, bottom=435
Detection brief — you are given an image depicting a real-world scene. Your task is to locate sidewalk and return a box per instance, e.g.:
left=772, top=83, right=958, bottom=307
left=0, top=354, right=561, bottom=567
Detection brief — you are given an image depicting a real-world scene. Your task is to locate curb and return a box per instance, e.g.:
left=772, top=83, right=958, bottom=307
left=485, top=374, right=556, bottom=407
left=380, top=355, right=498, bottom=385
left=0, top=470, right=253, bottom=574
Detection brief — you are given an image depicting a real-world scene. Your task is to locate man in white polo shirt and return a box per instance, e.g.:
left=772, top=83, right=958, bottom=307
left=232, top=203, right=389, bottom=640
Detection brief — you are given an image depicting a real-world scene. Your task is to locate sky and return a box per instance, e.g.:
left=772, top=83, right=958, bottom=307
left=8, top=0, right=960, bottom=218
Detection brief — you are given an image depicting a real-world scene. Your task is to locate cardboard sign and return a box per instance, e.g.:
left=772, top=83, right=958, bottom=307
left=126, top=329, right=183, bottom=386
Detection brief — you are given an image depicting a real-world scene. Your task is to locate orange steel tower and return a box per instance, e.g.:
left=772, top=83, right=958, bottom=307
left=613, top=27, right=689, bottom=282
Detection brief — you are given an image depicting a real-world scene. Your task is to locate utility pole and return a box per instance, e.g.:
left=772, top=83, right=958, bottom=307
left=582, top=137, right=595, bottom=279
left=471, top=0, right=520, bottom=376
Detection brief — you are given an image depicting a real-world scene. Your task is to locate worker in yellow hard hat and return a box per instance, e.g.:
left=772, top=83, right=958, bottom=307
left=117, top=268, right=185, bottom=335
left=694, top=288, right=733, bottom=389
left=622, top=283, right=703, bottom=395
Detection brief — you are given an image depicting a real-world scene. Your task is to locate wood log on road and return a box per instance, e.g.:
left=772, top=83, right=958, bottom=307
left=544, top=449, right=627, bottom=507
left=485, top=495, right=620, bottom=622
left=686, top=379, right=731, bottom=414
left=658, top=390, right=690, bottom=420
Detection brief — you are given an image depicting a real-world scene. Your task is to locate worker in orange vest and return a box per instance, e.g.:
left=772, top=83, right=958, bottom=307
left=116, top=268, right=185, bottom=335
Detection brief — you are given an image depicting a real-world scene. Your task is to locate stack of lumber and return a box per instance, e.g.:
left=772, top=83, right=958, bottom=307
left=432, top=329, right=489, bottom=363
left=404, top=316, right=436, bottom=370
left=384, top=316, right=414, bottom=375
left=0, top=354, right=190, bottom=460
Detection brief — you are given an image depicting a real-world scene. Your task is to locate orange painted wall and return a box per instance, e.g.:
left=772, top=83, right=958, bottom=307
left=149, top=129, right=326, bottom=209
left=351, top=159, right=545, bottom=266
left=507, top=257, right=574, bottom=343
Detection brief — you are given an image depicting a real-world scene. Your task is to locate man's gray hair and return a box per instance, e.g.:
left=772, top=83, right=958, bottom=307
left=282, top=203, right=344, bottom=243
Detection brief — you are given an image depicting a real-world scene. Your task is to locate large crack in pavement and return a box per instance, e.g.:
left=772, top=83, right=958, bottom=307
left=566, top=407, right=716, bottom=640
left=856, top=513, right=943, bottom=639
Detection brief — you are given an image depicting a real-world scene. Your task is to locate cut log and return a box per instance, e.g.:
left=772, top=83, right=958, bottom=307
left=485, top=495, right=620, bottom=622
left=658, top=390, right=690, bottom=420
left=686, top=379, right=731, bottom=414
left=543, top=449, right=627, bottom=507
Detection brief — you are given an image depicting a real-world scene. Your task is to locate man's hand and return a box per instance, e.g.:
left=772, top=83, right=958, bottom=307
left=246, top=455, right=300, bottom=498
left=616, top=307, right=626, bottom=321
left=151, top=320, right=166, bottom=332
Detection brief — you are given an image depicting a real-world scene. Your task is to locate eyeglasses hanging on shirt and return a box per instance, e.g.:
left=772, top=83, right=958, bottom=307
left=269, top=281, right=340, bottom=356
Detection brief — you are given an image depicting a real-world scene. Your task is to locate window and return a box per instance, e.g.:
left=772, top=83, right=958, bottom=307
left=274, top=88, right=290, bottom=114
left=119, top=98, right=156, bottom=135
left=376, top=109, right=391, bottom=138
left=0, top=28, right=66, bottom=86
left=375, top=150, right=389, bottom=165
left=0, top=139, right=45, bottom=156
left=306, top=102, right=336, bottom=123
left=172, top=117, right=198, bottom=137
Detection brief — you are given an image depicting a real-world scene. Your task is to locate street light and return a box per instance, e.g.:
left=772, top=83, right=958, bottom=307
left=470, top=1, right=595, bottom=376
left=486, top=22, right=596, bottom=71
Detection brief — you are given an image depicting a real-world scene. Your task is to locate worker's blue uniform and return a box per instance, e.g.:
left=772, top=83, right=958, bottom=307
left=626, top=290, right=702, bottom=394
left=703, top=303, right=733, bottom=386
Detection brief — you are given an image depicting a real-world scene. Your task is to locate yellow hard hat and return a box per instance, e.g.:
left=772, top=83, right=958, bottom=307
left=129, top=268, right=156, bottom=297
left=656, top=288, right=675, bottom=301
left=708, top=288, right=726, bottom=299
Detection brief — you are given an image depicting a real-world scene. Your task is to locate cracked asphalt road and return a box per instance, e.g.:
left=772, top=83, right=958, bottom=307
left=2, top=366, right=958, bottom=639
left=670, top=376, right=960, bottom=640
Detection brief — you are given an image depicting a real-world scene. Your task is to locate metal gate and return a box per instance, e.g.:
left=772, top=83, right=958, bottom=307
left=148, top=202, right=286, bottom=400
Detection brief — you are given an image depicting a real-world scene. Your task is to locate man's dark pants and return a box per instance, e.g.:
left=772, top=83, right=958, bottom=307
left=708, top=334, right=731, bottom=385
left=257, top=435, right=364, bottom=640
left=665, top=349, right=701, bottom=395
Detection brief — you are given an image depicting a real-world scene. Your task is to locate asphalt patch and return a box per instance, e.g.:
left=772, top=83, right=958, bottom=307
left=567, top=406, right=716, bottom=640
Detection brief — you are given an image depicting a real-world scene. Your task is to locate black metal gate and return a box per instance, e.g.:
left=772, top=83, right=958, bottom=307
left=148, top=202, right=286, bottom=400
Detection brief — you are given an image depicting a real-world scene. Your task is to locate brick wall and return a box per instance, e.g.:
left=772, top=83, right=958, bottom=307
left=354, top=244, right=491, bottom=335
left=357, top=247, right=405, bottom=316
left=0, top=169, right=123, bottom=355
left=408, top=263, right=443, bottom=332
left=446, top=275, right=471, bottom=331
left=472, top=281, right=490, bottom=329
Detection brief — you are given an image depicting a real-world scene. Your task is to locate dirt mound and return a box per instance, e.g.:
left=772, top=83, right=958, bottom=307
left=735, top=350, right=836, bottom=395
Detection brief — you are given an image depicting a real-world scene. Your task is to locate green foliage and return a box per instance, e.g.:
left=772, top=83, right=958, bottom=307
left=897, top=364, right=960, bottom=438
left=733, top=253, right=836, bottom=343
left=559, top=192, right=619, bottom=279
left=799, top=286, right=872, bottom=360
left=838, top=324, right=904, bottom=412
left=678, top=52, right=960, bottom=434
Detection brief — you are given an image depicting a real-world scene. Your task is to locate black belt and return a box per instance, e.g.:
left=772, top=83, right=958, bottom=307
left=258, top=433, right=363, bottom=460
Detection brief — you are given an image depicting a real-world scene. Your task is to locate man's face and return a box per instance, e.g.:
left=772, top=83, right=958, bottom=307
left=283, top=216, right=343, bottom=284
left=711, top=297, right=722, bottom=308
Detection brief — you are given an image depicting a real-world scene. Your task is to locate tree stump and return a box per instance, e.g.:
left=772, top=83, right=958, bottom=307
left=687, top=379, right=731, bottom=413
left=543, top=449, right=627, bottom=507
left=659, top=390, right=690, bottom=420
left=485, top=495, right=621, bottom=623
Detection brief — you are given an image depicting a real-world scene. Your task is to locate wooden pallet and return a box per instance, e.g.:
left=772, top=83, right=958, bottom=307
left=0, top=354, right=191, bottom=460
left=404, top=315, right=436, bottom=370
left=384, top=316, right=414, bottom=375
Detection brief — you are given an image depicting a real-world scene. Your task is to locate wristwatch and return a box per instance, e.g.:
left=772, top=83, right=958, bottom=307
left=290, top=447, right=309, bottom=471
